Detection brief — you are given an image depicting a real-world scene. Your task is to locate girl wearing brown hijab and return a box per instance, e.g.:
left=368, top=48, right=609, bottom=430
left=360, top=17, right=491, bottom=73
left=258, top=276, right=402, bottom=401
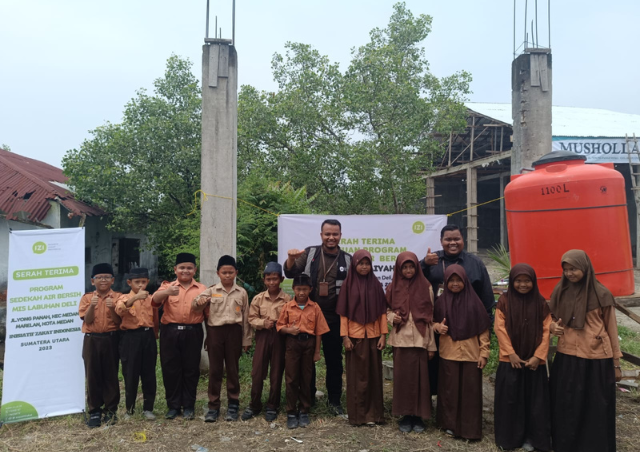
left=336, top=250, right=388, bottom=426
left=549, top=250, right=622, bottom=452
left=494, top=263, right=551, bottom=452
left=385, top=251, right=436, bottom=433
left=433, top=264, right=491, bottom=440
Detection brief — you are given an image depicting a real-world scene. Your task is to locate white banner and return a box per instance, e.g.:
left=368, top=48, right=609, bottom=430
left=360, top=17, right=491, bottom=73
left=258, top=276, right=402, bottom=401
left=552, top=138, right=640, bottom=164
left=277, top=215, right=448, bottom=292
left=1, top=228, right=85, bottom=423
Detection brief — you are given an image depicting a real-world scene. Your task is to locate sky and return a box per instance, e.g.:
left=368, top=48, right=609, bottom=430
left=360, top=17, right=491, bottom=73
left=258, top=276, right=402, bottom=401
left=1, top=0, right=639, bottom=168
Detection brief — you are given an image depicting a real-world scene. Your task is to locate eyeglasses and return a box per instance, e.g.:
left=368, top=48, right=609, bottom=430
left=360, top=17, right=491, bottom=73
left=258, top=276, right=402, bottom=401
left=93, top=276, right=113, bottom=281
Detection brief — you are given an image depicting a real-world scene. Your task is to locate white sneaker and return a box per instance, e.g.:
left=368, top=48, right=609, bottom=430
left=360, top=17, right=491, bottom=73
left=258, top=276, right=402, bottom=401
left=522, top=442, right=534, bottom=452
left=143, top=411, right=156, bottom=420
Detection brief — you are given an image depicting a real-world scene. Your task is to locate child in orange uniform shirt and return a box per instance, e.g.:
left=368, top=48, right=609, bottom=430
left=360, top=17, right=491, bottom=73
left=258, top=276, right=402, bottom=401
left=115, top=267, right=158, bottom=420
left=78, top=263, right=122, bottom=428
left=277, top=274, right=330, bottom=429
left=336, top=250, right=388, bottom=426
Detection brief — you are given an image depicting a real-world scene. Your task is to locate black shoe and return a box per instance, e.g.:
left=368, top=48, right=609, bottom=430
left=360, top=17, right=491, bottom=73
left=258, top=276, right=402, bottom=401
left=103, top=411, right=117, bottom=425
left=265, top=409, right=277, bottom=422
left=299, top=412, right=310, bottom=427
left=412, top=416, right=425, bottom=433
left=241, top=408, right=257, bottom=421
left=225, top=403, right=239, bottom=421
left=87, top=412, right=101, bottom=428
left=398, top=415, right=412, bottom=433
left=165, top=409, right=180, bottom=420
left=183, top=408, right=195, bottom=420
left=204, top=409, right=219, bottom=423
left=329, top=403, right=344, bottom=416
left=287, top=414, right=299, bottom=429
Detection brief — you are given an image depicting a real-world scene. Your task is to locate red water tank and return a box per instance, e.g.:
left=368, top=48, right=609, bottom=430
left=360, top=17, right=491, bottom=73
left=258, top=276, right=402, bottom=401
left=505, top=150, right=634, bottom=298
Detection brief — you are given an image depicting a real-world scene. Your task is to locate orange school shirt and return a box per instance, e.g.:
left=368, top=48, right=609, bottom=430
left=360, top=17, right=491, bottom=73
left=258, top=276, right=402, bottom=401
left=79, top=290, right=123, bottom=333
left=340, top=314, right=388, bottom=339
left=115, top=293, right=156, bottom=330
left=276, top=300, right=330, bottom=336
left=152, top=279, right=206, bottom=325
left=495, top=309, right=552, bottom=363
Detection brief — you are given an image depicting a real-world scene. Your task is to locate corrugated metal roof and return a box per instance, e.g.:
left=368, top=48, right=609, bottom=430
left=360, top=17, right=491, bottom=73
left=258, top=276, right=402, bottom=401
left=0, top=149, right=104, bottom=223
left=465, top=102, right=640, bottom=138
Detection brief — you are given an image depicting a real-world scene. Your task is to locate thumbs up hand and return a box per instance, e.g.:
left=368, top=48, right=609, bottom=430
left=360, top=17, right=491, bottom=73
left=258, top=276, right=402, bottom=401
left=425, top=247, right=439, bottom=266
left=436, top=318, right=448, bottom=335
left=551, top=318, right=565, bottom=336
left=289, top=320, right=301, bottom=336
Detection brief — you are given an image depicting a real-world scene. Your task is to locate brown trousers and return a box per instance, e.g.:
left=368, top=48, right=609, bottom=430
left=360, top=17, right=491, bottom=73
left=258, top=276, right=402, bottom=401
left=392, top=347, right=432, bottom=419
left=82, top=333, right=120, bottom=414
left=250, top=328, right=285, bottom=412
left=437, top=358, right=483, bottom=440
left=120, top=328, right=157, bottom=413
left=159, top=324, right=204, bottom=411
left=285, top=335, right=315, bottom=414
left=206, top=323, right=243, bottom=410
left=346, top=337, right=385, bottom=425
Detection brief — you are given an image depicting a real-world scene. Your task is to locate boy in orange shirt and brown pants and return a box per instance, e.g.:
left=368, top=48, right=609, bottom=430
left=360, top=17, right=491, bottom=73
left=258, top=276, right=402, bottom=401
left=277, top=274, right=330, bottom=429
left=78, top=263, right=122, bottom=428
left=115, top=267, right=158, bottom=420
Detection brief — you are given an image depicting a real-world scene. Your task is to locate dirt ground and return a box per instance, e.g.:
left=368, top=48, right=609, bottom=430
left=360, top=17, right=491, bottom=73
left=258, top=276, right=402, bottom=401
left=1, top=371, right=639, bottom=452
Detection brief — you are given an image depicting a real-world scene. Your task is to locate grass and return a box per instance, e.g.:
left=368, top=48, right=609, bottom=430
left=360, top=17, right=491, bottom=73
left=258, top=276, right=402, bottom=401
left=619, top=325, right=640, bottom=370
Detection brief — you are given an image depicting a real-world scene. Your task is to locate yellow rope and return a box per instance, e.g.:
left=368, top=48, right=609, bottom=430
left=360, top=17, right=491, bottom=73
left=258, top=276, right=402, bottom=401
left=187, top=189, right=280, bottom=218
left=446, top=196, right=504, bottom=217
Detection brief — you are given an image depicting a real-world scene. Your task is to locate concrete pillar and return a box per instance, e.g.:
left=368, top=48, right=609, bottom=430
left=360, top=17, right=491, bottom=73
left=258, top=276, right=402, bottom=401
left=200, top=39, right=238, bottom=286
left=511, top=49, right=552, bottom=175
left=466, top=167, right=478, bottom=254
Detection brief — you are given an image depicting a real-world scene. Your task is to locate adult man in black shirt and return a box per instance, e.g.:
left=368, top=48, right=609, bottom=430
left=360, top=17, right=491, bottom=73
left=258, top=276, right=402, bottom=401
left=284, top=219, right=351, bottom=415
left=421, top=224, right=494, bottom=315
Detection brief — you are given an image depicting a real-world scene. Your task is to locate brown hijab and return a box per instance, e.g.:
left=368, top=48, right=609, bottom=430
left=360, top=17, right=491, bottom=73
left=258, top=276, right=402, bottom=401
left=549, top=249, right=615, bottom=329
left=336, top=250, right=388, bottom=325
left=385, top=251, right=433, bottom=337
left=433, top=264, right=491, bottom=341
left=496, top=263, right=551, bottom=360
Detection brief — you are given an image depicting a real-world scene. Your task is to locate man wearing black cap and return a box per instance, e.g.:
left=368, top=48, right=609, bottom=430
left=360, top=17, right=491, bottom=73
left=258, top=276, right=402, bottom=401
left=284, top=219, right=351, bottom=415
left=78, top=263, right=122, bottom=428
left=152, top=253, right=206, bottom=420
left=115, top=267, right=157, bottom=420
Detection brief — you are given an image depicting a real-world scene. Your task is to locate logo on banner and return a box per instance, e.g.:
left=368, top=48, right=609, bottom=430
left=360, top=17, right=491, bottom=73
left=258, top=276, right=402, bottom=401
left=32, top=242, right=47, bottom=254
left=412, top=221, right=425, bottom=234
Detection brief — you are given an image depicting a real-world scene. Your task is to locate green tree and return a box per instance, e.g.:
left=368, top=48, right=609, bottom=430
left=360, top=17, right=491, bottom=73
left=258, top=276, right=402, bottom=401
left=238, top=2, right=471, bottom=214
left=63, top=55, right=316, bottom=286
left=344, top=2, right=471, bottom=213
left=238, top=44, right=352, bottom=214
left=63, top=55, right=202, bottom=237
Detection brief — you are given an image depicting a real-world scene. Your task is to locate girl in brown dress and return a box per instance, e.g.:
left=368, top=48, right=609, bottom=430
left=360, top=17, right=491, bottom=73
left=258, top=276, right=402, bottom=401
left=337, top=250, right=388, bottom=426
left=549, top=250, right=622, bottom=452
left=494, top=263, right=551, bottom=452
left=433, top=264, right=491, bottom=440
left=386, top=251, right=436, bottom=433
